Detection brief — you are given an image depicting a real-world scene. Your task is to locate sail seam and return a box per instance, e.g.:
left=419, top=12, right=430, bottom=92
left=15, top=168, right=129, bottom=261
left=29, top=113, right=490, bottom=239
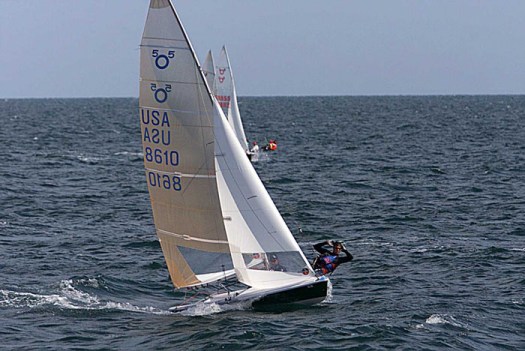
left=157, top=229, right=229, bottom=245
left=145, top=168, right=216, bottom=178
left=140, top=39, right=188, bottom=45
left=141, top=79, right=200, bottom=86
left=140, top=106, right=200, bottom=115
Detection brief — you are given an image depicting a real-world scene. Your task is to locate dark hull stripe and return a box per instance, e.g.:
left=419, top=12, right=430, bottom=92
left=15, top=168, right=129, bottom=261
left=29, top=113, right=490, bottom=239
left=252, top=280, right=328, bottom=310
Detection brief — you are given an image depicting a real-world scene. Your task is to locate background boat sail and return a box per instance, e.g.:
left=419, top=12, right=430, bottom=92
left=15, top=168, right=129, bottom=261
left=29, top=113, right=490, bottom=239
left=139, top=0, right=328, bottom=310
left=214, top=45, right=250, bottom=154
left=202, top=50, right=215, bottom=94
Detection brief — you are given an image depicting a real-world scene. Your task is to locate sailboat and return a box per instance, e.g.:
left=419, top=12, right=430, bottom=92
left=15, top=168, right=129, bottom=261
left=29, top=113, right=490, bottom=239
left=214, top=46, right=252, bottom=156
left=139, top=0, right=328, bottom=311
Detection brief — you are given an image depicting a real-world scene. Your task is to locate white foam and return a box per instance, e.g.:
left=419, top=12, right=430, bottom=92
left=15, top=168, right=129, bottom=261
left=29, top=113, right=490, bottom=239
left=1, top=282, right=171, bottom=315
left=114, top=151, right=142, bottom=157
left=425, top=314, right=464, bottom=328
left=426, top=314, right=448, bottom=324
left=59, top=279, right=99, bottom=305
left=323, top=279, right=334, bottom=303
left=80, top=278, right=101, bottom=288
left=77, top=155, right=102, bottom=163
left=251, top=151, right=270, bottom=163
left=0, top=289, right=72, bottom=309
left=179, top=301, right=223, bottom=316
left=101, top=301, right=171, bottom=315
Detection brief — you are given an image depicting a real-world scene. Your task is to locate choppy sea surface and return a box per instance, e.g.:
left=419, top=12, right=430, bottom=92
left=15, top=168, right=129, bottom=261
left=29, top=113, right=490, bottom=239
left=1, top=96, right=524, bottom=350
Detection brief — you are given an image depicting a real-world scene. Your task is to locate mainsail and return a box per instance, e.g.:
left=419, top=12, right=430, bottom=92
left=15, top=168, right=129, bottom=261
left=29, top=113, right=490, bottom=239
left=139, top=0, right=318, bottom=293
left=214, top=46, right=250, bottom=152
left=139, top=0, right=232, bottom=288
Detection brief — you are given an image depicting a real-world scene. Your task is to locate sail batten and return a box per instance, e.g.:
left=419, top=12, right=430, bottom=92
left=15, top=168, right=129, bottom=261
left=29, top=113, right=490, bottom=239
left=145, top=168, right=216, bottom=179
left=141, top=38, right=187, bottom=44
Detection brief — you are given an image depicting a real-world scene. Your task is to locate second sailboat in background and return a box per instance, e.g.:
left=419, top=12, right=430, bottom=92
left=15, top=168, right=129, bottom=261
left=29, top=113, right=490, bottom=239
left=204, top=46, right=273, bottom=161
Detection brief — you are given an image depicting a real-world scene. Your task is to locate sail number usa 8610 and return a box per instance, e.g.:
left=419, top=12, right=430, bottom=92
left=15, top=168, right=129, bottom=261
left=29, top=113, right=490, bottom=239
left=144, top=147, right=179, bottom=166
left=147, top=170, right=182, bottom=191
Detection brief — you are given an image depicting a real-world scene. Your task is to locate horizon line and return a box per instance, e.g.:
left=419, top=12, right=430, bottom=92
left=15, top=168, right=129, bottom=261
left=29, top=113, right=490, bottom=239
left=2, top=93, right=525, bottom=100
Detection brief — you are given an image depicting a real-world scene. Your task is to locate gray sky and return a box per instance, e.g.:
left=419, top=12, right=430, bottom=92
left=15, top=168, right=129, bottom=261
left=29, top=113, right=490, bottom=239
left=1, top=0, right=524, bottom=98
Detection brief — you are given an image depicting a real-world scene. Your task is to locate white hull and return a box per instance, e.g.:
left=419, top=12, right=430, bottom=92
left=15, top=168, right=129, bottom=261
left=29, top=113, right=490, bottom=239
left=170, top=276, right=329, bottom=312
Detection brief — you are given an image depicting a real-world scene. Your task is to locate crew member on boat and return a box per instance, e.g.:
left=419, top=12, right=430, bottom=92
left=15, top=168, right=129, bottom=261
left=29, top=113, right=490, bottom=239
left=263, top=139, right=277, bottom=151
left=269, top=254, right=286, bottom=272
left=250, top=141, right=259, bottom=154
left=312, top=240, right=353, bottom=275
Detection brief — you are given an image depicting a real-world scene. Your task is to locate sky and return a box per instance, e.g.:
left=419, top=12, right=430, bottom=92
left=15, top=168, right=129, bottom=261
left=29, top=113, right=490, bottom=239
left=1, top=0, right=525, bottom=98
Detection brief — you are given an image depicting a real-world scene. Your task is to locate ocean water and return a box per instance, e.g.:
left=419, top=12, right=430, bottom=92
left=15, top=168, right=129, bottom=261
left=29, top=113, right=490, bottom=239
left=1, top=96, right=524, bottom=350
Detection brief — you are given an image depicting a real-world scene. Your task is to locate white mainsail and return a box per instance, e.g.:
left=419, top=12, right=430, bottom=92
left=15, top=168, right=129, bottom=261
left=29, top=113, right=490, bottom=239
left=139, top=0, right=319, bottom=294
left=215, top=46, right=250, bottom=152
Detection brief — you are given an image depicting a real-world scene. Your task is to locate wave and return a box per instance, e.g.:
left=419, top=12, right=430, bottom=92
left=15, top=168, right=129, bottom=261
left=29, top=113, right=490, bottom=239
left=0, top=279, right=171, bottom=315
left=114, top=151, right=142, bottom=157
left=76, top=154, right=105, bottom=164
left=415, top=314, right=466, bottom=329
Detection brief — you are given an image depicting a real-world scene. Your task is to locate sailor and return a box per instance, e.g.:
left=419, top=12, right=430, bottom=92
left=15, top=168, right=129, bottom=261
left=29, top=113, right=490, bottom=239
left=312, top=240, right=353, bottom=275
left=250, top=141, right=259, bottom=154
left=263, top=139, right=277, bottom=151
left=250, top=253, right=267, bottom=270
left=269, top=254, right=287, bottom=272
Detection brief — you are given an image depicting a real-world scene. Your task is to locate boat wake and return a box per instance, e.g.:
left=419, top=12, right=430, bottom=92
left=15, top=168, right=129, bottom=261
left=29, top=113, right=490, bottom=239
left=324, top=279, right=334, bottom=302
left=250, top=151, right=271, bottom=163
left=0, top=279, right=171, bottom=315
left=176, top=299, right=252, bottom=316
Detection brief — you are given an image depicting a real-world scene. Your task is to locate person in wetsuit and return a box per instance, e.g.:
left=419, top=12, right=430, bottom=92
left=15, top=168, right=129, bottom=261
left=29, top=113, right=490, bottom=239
left=268, top=254, right=287, bottom=272
left=312, top=240, right=353, bottom=275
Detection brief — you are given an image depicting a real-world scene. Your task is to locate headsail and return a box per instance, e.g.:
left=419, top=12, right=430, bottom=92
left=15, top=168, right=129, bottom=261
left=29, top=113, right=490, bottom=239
left=215, top=46, right=250, bottom=152
left=139, top=0, right=232, bottom=288
left=214, top=104, right=316, bottom=289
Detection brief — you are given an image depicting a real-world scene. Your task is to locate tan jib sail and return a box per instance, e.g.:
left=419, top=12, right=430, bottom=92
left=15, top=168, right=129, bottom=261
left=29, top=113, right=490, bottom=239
left=139, top=0, right=232, bottom=288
